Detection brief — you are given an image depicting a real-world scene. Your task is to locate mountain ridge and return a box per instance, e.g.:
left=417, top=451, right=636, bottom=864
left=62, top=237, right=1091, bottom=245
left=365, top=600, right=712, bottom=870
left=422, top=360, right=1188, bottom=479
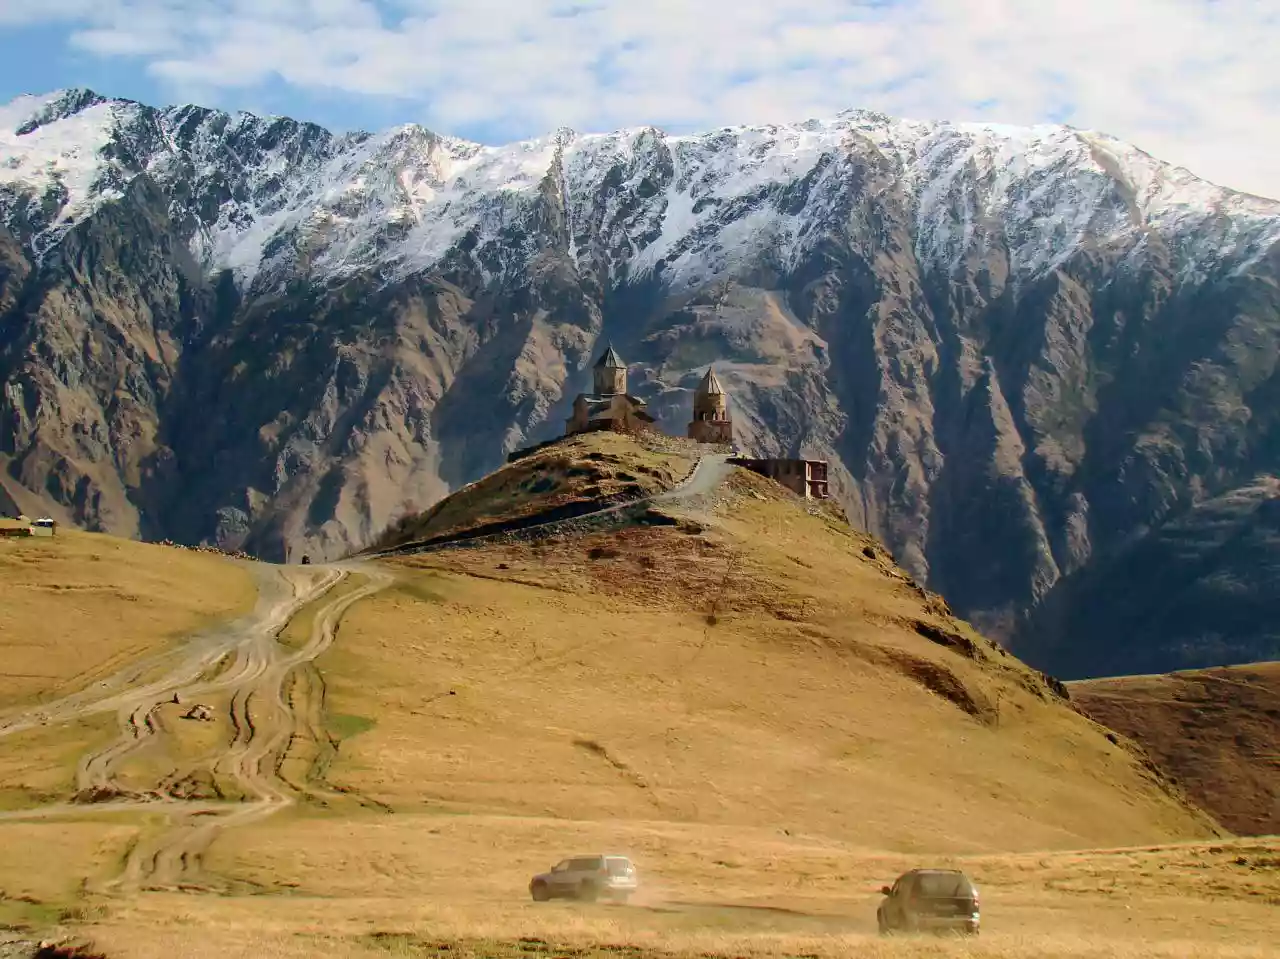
left=5, top=87, right=1277, bottom=290
left=3, top=87, right=1280, bottom=677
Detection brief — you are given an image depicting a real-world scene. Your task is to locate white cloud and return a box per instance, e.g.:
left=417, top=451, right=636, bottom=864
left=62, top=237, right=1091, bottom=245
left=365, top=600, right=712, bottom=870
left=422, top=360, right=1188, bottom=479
left=3, top=0, right=1278, bottom=198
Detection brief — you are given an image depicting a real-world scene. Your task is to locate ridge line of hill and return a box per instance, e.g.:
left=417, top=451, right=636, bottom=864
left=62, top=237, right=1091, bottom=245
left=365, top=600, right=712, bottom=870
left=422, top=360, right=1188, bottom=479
left=1070, top=662, right=1280, bottom=836
left=368, top=453, right=726, bottom=558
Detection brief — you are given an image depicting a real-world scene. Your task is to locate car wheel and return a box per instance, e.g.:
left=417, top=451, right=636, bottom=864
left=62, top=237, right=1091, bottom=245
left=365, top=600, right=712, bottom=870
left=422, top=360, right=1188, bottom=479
left=531, top=882, right=550, bottom=902
left=578, top=881, right=599, bottom=902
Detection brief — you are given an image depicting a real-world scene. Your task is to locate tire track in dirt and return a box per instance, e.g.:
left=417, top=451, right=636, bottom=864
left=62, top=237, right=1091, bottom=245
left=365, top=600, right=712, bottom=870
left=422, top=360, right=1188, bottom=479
left=103, top=564, right=392, bottom=893
left=0, top=561, right=393, bottom=895
left=0, top=563, right=314, bottom=744
left=73, top=567, right=344, bottom=802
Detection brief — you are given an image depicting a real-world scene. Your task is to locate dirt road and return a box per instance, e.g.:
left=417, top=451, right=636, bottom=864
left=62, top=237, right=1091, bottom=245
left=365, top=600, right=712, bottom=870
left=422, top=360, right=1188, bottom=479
left=653, top=454, right=735, bottom=504
left=0, top=561, right=392, bottom=893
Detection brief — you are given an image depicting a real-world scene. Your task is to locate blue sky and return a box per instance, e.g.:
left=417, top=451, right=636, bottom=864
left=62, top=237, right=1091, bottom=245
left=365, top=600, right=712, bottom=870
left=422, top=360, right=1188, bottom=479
left=0, top=18, right=420, bottom=136
left=1, top=0, right=1276, bottom=199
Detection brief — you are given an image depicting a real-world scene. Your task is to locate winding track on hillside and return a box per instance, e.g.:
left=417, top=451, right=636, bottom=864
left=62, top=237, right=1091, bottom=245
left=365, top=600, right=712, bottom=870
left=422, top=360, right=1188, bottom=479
left=0, top=561, right=393, bottom=892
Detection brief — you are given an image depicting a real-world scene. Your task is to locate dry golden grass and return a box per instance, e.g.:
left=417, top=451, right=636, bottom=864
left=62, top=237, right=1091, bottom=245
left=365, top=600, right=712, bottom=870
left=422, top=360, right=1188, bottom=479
left=0, top=818, right=136, bottom=930
left=0, top=529, right=257, bottom=710
left=60, top=833, right=1280, bottom=958
left=1072, top=664, right=1280, bottom=836
left=369, top=433, right=695, bottom=551
left=277, top=571, right=372, bottom=650
left=0, top=714, right=117, bottom=809
left=309, top=468, right=1212, bottom=853
left=2, top=436, right=1274, bottom=959
left=103, top=692, right=248, bottom=802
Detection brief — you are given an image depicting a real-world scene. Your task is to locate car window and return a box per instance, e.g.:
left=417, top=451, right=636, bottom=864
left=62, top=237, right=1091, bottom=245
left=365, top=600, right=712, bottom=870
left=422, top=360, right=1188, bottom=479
left=916, top=872, right=972, bottom=897
left=605, top=858, right=633, bottom=876
left=568, top=858, right=601, bottom=871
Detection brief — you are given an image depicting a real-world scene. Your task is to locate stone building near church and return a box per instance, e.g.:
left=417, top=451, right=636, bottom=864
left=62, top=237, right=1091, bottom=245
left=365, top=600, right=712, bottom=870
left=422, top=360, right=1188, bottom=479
left=728, top=457, right=830, bottom=500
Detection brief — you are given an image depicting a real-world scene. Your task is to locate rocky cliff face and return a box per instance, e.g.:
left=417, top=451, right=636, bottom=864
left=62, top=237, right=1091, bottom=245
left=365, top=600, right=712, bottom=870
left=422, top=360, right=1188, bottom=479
left=1029, top=479, right=1280, bottom=678
left=2, top=88, right=1279, bottom=676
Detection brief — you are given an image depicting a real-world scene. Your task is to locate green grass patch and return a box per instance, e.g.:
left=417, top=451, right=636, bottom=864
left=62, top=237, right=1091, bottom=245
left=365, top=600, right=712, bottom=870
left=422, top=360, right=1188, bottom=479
left=392, top=579, right=448, bottom=605
left=0, top=895, right=64, bottom=932
left=327, top=714, right=376, bottom=741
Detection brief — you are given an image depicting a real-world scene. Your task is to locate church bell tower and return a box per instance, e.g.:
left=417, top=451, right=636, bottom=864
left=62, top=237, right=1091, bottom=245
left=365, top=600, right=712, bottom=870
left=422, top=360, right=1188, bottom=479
left=687, top=367, right=733, bottom=444
left=593, top=345, right=627, bottom=395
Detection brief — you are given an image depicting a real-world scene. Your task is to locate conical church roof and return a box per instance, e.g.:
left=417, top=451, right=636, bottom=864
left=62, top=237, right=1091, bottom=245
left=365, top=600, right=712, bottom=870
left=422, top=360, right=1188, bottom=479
left=594, top=345, right=625, bottom=369
left=696, top=367, right=726, bottom=396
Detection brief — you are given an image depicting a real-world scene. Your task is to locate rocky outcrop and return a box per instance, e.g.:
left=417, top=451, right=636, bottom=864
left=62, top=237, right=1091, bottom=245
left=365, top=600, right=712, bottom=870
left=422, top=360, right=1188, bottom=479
left=2, top=89, right=1280, bottom=675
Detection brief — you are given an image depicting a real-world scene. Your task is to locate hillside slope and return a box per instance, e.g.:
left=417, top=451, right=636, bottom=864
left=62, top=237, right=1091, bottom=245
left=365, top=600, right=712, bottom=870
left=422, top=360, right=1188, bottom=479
left=304, top=436, right=1218, bottom=853
left=1072, top=663, right=1280, bottom=836
left=0, top=525, right=257, bottom=810
left=369, top=432, right=696, bottom=552
left=0, top=526, right=256, bottom=711
left=3, top=89, right=1280, bottom=676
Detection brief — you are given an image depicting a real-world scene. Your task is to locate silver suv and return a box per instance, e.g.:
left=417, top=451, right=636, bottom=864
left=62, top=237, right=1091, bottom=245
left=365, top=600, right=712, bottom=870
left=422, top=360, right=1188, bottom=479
left=529, top=855, right=638, bottom=902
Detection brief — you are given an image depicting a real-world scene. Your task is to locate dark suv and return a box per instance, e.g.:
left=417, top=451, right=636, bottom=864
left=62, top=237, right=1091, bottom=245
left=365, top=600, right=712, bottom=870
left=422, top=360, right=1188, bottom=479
left=877, top=868, right=980, bottom=935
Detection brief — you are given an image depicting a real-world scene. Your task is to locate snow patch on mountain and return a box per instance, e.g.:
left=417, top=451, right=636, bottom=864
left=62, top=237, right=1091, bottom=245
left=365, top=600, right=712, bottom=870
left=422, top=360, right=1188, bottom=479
left=0, top=93, right=132, bottom=236
left=1082, top=132, right=1280, bottom=281
left=620, top=123, right=839, bottom=290
left=397, top=131, right=563, bottom=279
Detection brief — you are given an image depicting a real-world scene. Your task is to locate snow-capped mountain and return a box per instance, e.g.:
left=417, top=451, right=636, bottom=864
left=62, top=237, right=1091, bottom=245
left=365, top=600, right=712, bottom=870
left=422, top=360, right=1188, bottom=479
left=2, top=88, right=1279, bottom=677
left=4, top=89, right=1277, bottom=292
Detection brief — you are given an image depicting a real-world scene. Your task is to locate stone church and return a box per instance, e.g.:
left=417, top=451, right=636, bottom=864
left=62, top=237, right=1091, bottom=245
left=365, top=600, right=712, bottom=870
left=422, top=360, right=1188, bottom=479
left=564, top=346, right=735, bottom=444
left=564, top=346, right=657, bottom=436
